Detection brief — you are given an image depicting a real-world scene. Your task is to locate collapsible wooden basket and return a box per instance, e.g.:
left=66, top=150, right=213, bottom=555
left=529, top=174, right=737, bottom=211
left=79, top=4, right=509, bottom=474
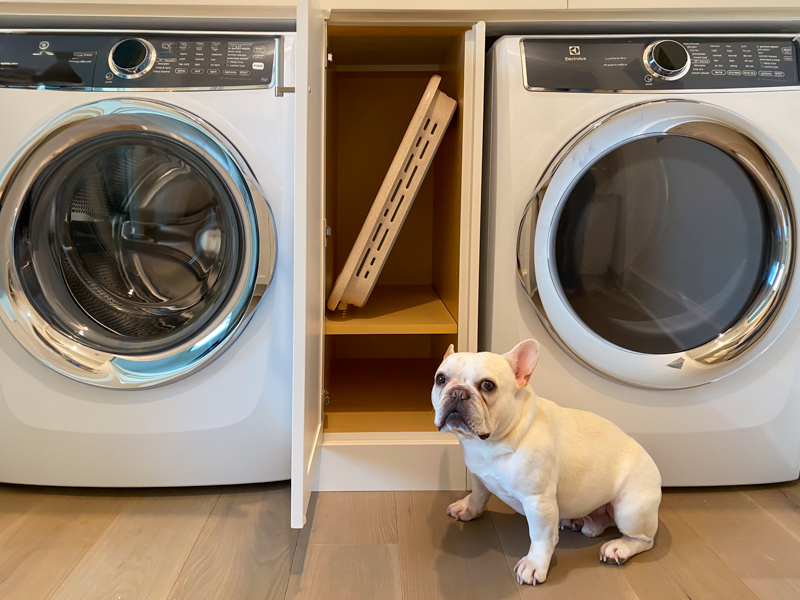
left=327, top=75, right=457, bottom=311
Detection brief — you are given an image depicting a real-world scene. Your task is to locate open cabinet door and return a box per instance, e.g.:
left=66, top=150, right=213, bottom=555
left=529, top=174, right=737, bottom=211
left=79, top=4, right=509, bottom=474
left=292, top=0, right=327, bottom=529
left=459, top=21, right=486, bottom=354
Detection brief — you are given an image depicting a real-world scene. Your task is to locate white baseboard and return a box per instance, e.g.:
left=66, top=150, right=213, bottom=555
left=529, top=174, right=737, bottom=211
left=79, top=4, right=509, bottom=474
left=313, top=432, right=467, bottom=491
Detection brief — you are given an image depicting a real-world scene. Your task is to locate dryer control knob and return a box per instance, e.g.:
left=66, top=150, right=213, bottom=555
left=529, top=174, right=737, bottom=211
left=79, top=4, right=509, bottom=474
left=644, top=40, right=691, bottom=81
left=109, top=38, right=156, bottom=80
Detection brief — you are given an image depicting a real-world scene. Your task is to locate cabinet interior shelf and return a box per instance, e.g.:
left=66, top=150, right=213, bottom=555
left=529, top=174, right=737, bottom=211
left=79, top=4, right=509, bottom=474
left=325, top=357, right=439, bottom=433
left=325, top=285, right=457, bottom=335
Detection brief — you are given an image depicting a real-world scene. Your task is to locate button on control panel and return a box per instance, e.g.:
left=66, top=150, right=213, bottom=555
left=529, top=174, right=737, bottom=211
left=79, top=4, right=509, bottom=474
left=145, top=36, right=276, bottom=88
left=522, top=36, right=799, bottom=92
left=0, top=32, right=277, bottom=90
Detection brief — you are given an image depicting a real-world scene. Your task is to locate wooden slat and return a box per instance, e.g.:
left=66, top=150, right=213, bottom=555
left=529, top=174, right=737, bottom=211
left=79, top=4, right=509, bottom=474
left=0, top=491, right=126, bottom=600
left=665, top=490, right=800, bottom=578
left=486, top=496, right=638, bottom=600
left=285, top=543, right=402, bottom=600
left=167, top=484, right=297, bottom=600
left=620, top=502, right=758, bottom=600
left=304, top=492, right=397, bottom=545
left=326, top=286, right=457, bottom=335
left=50, top=490, right=219, bottom=600
left=742, top=578, right=800, bottom=600
left=396, top=491, right=520, bottom=600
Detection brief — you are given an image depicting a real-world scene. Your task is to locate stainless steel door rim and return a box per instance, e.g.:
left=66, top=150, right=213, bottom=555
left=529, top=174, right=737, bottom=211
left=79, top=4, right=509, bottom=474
left=518, top=99, right=796, bottom=389
left=0, top=99, right=276, bottom=389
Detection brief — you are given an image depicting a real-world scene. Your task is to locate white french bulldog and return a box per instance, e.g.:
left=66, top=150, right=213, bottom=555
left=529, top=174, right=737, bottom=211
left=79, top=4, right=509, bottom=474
left=432, top=340, right=662, bottom=586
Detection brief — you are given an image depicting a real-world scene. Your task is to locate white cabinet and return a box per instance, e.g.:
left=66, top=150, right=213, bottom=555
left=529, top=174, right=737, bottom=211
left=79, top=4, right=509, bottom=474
left=291, top=3, right=485, bottom=527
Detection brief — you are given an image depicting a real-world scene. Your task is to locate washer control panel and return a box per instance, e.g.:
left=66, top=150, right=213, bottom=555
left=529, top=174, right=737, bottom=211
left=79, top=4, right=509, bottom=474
left=522, top=37, right=799, bottom=91
left=0, top=33, right=278, bottom=90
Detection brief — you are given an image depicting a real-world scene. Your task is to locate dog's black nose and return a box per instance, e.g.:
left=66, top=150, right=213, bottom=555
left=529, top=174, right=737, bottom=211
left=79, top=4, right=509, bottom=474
left=479, top=433, right=490, bottom=440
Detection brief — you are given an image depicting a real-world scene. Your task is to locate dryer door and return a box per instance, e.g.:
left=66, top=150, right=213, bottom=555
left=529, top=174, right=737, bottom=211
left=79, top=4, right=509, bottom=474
left=0, top=99, right=276, bottom=389
left=518, top=99, right=797, bottom=389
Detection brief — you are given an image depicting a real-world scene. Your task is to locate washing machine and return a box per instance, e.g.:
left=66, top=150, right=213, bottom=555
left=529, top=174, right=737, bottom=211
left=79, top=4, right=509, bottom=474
left=0, top=27, right=295, bottom=486
left=482, top=33, right=800, bottom=485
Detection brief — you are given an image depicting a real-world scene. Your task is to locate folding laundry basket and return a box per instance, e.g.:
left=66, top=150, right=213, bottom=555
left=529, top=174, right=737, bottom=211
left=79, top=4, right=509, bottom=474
left=327, top=74, right=457, bottom=311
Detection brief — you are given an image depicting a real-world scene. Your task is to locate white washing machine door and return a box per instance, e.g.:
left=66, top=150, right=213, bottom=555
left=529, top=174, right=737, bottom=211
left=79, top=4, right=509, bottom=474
left=0, top=98, right=276, bottom=388
left=518, top=99, right=797, bottom=389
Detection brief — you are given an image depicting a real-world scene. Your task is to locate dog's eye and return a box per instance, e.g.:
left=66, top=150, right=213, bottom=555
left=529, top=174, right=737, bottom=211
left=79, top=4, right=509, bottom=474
left=480, top=380, right=496, bottom=392
left=435, top=373, right=447, bottom=386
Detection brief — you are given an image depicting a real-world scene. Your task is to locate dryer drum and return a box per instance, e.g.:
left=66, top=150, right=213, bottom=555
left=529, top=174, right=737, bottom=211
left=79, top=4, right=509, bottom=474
left=517, top=100, right=796, bottom=390
left=0, top=99, right=276, bottom=389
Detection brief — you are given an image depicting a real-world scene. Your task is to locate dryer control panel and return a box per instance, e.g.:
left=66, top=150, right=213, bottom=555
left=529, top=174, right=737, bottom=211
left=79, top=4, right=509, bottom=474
left=0, top=32, right=279, bottom=90
left=522, top=36, right=800, bottom=91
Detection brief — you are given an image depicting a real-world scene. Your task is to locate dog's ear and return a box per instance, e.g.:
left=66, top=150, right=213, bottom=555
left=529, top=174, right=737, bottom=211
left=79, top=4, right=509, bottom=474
left=503, top=339, right=540, bottom=389
left=443, top=344, right=455, bottom=360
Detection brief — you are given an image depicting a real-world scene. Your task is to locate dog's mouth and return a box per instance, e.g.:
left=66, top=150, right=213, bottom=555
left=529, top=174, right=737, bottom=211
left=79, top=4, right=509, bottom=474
left=439, top=412, right=490, bottom=440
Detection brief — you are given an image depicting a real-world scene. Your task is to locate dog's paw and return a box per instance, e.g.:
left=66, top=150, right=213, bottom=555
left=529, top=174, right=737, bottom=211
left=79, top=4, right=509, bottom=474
left=446, top=497, right=482, bottom=522
left=514, top=556, right=547, bottom=586
left=599, top=539, right=632, bottom=564
left=559, top=518, right=584, bottom=531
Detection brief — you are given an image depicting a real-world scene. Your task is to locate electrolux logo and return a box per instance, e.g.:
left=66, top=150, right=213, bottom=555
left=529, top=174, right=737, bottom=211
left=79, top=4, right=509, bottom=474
left=565, top=45, right=587, bottom=61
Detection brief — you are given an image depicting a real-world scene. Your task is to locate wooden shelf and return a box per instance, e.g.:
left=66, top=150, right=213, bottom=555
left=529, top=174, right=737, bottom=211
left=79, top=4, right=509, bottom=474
left=325, top=285, right=457, bottom=335
left=325, top=357, right=439, bottom=433
left=325, top=411, right=437, bottom=433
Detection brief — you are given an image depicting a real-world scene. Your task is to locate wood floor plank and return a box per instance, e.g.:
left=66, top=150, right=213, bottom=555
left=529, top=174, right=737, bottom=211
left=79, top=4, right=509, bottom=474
left=486, top=496, right=639, bottom=600
left=0, top=491, right=127, bottom=600
left=396, top=491, right=520, bottom=600
left=50, top=490, right=219, bottom=600
left=665, top=490, right=800, bottom=578
left=167, top=484, right=297, bottom=600
left=744, top=487, right=800, bottom=542
left=620, top=502, right=758, bottom=600
left=741, top=578, right=800, bottom=600
left=303, top=492, right=397, bottom=545
left=776, top=479, right=800, bottom=507
left=285, top=544, right=402, bottom=600
left=0, top=485, right=48, bottom=536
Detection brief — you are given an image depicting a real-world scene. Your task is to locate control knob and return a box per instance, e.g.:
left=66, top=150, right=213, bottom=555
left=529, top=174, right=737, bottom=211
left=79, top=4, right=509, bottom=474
left=644, top=40, right=691, bottom=81
left=109, top=38, right=156, bottom=79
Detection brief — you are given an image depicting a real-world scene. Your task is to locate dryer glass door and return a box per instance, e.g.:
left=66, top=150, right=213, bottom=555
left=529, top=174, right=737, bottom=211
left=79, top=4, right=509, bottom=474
left=517, top=100, right=795, bottom=389
left=553, top=134, right=767, bottom=355
left=0, top=99, right=276, bottom=388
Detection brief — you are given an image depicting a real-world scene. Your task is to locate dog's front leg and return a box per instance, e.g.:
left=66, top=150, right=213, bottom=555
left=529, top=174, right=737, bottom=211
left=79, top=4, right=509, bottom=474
left=515, top=494, right=558, bottom=586
left=446, top=474, right=491, bottom=522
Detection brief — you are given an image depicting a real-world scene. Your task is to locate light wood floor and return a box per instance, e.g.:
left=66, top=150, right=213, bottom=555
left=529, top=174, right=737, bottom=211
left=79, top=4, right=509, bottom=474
left=1, top=480, right=799, bottom=600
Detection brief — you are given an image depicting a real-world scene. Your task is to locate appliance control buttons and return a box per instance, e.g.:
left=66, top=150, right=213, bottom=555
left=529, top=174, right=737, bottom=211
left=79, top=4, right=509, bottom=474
left=174, top=68, right=188, bottom=74
left=644, top=40, right=691, bottom=80
left=191, top=68, right=204, bottom=74
left=711, top=69, right=726, bottom=75
left=109, top=38, right=157, bottom=79
left=207, top=69, right=220, bottom=75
